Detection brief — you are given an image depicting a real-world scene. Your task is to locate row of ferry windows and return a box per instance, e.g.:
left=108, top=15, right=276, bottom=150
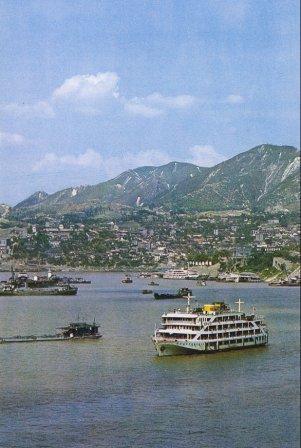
left=212, top=316, right=240, bottom=322
left=164, top=322, right=254, bottom=328
left=208, top=322, right=253, bottom=330
left=166, top=316, right=241, bottom=322
left=199, top=330, right=259, bottom=339
left=219, top=337, right=260, bottom=344
left=163, top=331, right=262, bottom=339
left=164, top=325, right=258, bottom=332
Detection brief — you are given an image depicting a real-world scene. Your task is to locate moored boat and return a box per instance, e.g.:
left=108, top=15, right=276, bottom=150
left=154, top=287, right=192, bottom=300
left=197, top=280, right=206, bottom=286
left=122, top=275, right=133, bottom=284
left=0, top=284, right=78, bottom=296
left=163, top=269, right=199, bottom=280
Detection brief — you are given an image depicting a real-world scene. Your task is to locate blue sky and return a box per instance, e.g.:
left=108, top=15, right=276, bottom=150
left=0, top=0, right=299, bottom=205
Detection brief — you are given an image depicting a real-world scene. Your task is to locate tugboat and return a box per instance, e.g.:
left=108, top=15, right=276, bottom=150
left=122, top=275, right=133, bottom=284
left=0, top=319, right=102, bottom=344
left=154, top=287, right=192, bottom=300
left=152, top=297, right=268, bottom=356
left=0, top=284, right=78, bottom=296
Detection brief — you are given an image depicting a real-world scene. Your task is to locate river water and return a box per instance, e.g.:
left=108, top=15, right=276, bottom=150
left=0, top=273, right=299, bottom=448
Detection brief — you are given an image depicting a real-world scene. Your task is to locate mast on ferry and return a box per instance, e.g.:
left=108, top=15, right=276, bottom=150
left=235, top=298, right=244, bottom=312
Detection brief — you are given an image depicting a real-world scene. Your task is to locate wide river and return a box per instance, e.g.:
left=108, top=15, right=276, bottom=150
left=0, top=273, right=299, bottom=448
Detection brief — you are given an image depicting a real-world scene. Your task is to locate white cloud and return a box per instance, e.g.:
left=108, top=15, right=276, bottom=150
left=33, top=148, right=102, bottom=172
left=0, top=101, right=54, bottom=118
left=1, top=71, right=196, bottom=119
left=226, top=94, right=245, bottom=104
left=53, top=72, right=119, bottom=104
left=125, top=92, right=195, bottom=117
left=124, top=99, right=163, bottom=117
left=53, top=72, right=195, bottom=117
left=188, top=145, right=226, bottom=167
left=0, top=130, right=27, bottom=147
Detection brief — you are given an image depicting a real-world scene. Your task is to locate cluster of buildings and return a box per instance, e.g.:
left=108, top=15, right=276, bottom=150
left=0, top=209, right=299, bottom=277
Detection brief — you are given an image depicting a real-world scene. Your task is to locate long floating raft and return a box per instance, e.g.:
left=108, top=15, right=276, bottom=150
left=0, top=285, right=78, bottom=296
left=0, top=321, right=102, bottom=344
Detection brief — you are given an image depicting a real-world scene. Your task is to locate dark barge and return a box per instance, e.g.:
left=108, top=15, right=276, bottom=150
left=0, top=321, right=102, bottom=344
left=0, top=284, right=78, bottom=296
left=154, top=287, right=192, bottom=300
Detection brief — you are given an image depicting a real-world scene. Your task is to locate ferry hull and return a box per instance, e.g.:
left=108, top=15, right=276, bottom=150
left=153, top=338, right=268, bottom=357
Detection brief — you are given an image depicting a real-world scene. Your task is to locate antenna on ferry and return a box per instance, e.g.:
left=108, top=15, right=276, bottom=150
left=235, top=298, right=244, bottom=312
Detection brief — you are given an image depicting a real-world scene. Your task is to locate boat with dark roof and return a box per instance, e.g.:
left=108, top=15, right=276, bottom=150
left=154, top=287, right=192, bottom=300
left=122, top=275, right=133, bottom=284
left=0, top=320, right=102, bottom=344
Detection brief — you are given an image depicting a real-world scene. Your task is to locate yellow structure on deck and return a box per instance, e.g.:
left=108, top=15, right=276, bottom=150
left=203, top=302, right=225, bottom=313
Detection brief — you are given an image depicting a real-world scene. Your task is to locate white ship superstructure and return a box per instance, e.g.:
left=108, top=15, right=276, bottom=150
left=163, top=269, right=199, bottom=280
left=152, top=298, right=268, bottom=356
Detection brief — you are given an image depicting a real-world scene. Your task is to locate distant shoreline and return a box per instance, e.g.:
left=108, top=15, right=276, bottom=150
left=0, top=265, right=152, bottom=274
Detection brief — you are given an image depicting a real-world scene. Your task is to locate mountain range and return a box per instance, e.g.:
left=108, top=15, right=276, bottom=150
left=11, top=144, right=300, bottom=218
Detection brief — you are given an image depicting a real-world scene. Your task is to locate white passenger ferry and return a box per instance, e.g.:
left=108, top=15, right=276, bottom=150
left=152, top=297, right=268, bottom=356
left=163, top=269, right=200, bottom=280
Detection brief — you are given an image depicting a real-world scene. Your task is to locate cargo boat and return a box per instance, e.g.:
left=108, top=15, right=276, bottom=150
left=154, top=287, right=192, bottom=300
left=0, top=320, right=101, bottom=344
left=0, top=284, right=78, bottom=296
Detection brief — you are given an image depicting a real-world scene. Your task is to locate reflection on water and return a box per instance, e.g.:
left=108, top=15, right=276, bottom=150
left=0, top=273, right=299, bottom=448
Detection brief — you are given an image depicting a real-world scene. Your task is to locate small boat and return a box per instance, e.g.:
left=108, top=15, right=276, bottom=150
left=142, top=289, right=153, bottom=294
left=148, top=281, right=159, bottom=286
left=269, top=279, right=300, bottom=287
left=0, top=320, right=102, bottom=344
left=122, top=275, right=133, bottom=284
left=154, top=287, right=192, bottom=300
left=0, top=284, right=78, bottom=296
left=197, top=280, right=206, bottom=286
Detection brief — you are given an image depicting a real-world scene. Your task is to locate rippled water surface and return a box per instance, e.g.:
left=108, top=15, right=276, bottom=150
left=0, top=273, right=299, bottom=448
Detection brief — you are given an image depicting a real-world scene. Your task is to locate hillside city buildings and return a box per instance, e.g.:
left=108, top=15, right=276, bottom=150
left=0, top=208, right=299, bottom=281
